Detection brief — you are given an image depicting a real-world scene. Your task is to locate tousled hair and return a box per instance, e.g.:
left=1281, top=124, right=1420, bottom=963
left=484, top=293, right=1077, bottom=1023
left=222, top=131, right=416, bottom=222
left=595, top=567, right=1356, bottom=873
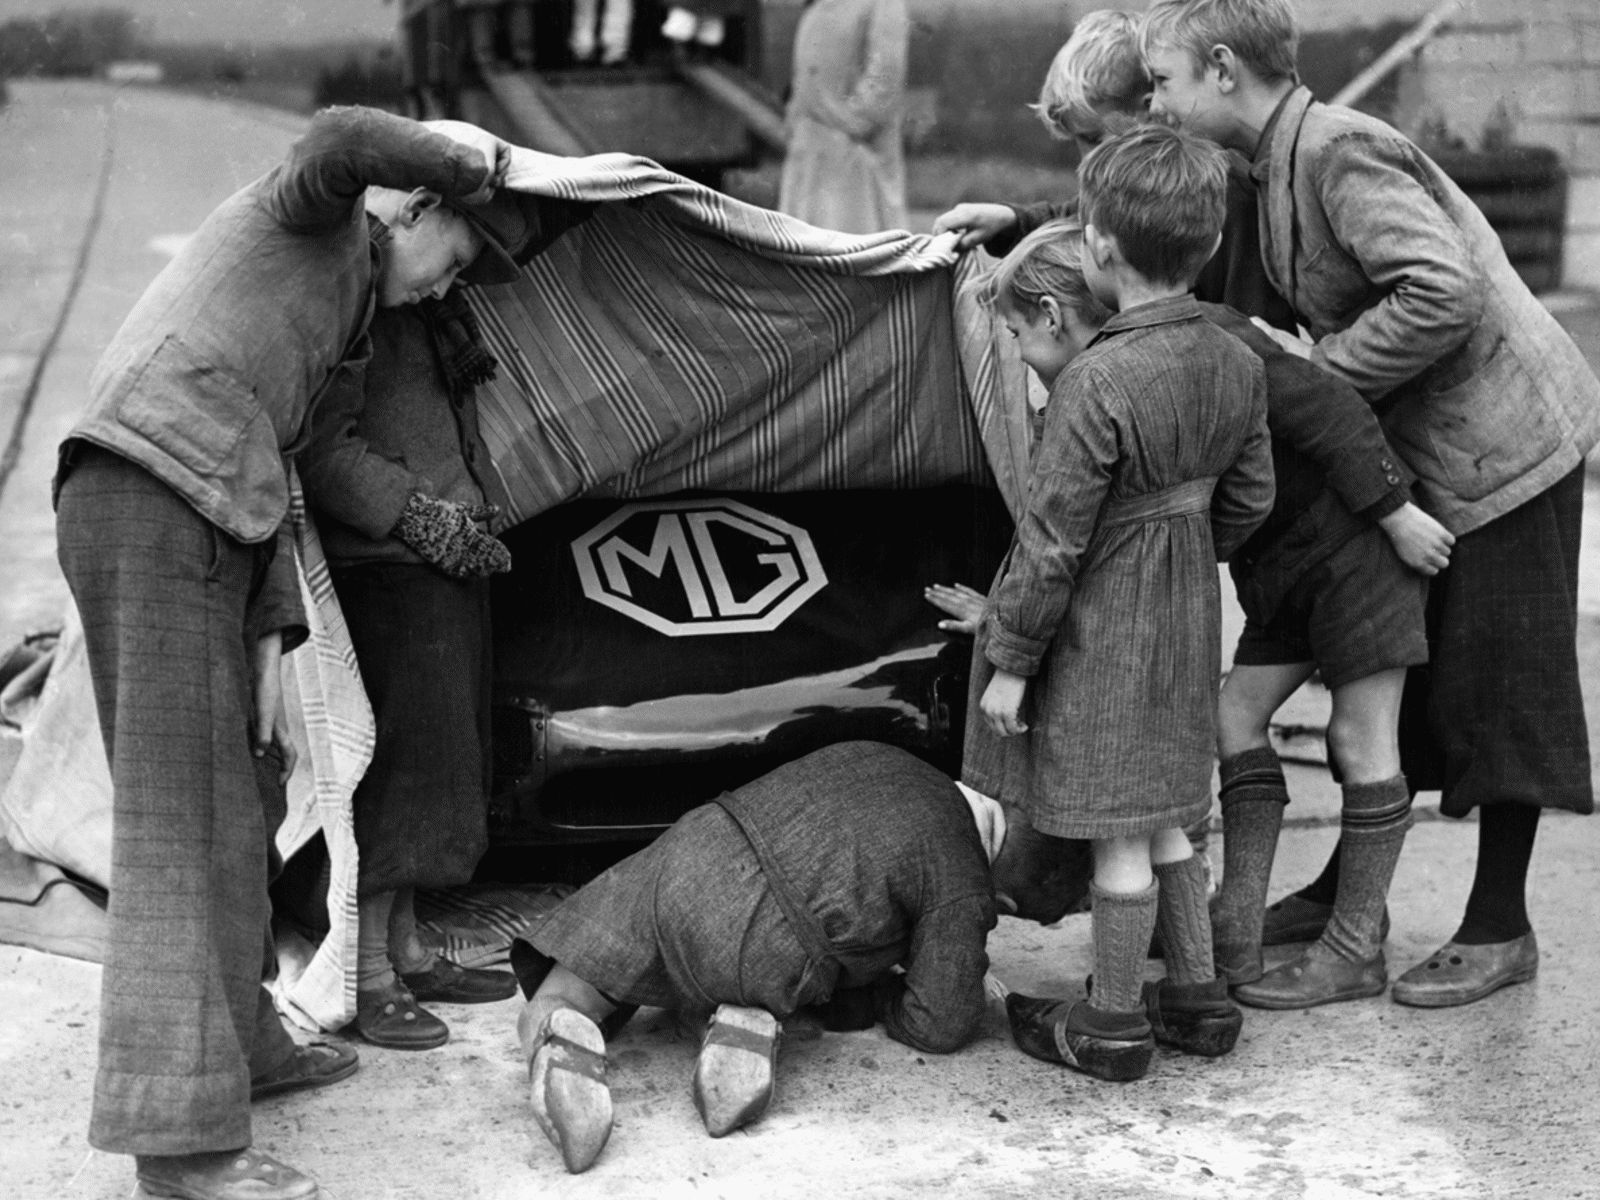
left=1031, top=11, right=1151, bottom=140
left=982, top=219, right=1113, bottom=329
left=1076, top=124, right=1228, bottom=287
left=1138, top=0, right=1299, bottom=85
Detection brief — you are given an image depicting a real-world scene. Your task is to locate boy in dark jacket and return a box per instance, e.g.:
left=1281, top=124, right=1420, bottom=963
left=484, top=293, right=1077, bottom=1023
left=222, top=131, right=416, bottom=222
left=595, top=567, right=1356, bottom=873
left=300, top=187, right=593, bottom=1052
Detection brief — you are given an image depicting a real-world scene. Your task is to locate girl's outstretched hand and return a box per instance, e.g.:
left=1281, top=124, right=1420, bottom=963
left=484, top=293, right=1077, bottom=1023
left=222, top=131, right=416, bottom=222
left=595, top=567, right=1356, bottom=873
left=980, top=669, right=1029, bottom=737
left=925, top=582, right=987, bottom=636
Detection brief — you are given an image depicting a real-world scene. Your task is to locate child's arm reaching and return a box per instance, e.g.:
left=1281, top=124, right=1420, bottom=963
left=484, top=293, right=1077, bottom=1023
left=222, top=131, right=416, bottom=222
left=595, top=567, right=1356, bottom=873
left=924, top=582, right=987, bottom=636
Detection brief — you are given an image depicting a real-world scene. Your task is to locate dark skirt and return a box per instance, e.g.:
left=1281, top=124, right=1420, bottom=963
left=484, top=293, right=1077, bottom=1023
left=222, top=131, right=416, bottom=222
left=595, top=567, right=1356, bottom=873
left=1400, top=464, right=1593, bottom=817
left=331, top=562, right=492, bottom=895
left=530, top=803, right=823, bottom=1018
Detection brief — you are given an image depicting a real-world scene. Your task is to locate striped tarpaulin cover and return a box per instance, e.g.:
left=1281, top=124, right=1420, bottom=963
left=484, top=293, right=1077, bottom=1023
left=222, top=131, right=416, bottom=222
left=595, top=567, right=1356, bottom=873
left=275, top=139, right=1037, bottom=1029
left=463, top=143, right=1031, bottom=523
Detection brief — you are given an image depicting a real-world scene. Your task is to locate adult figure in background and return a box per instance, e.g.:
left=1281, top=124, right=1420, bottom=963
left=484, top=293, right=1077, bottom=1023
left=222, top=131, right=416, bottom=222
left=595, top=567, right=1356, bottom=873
left=779, top=0, right=909, bottom=234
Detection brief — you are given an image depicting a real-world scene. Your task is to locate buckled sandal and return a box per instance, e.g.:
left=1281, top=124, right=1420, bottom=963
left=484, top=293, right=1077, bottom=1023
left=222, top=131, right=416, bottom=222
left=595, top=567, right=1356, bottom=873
left=529, top=1007, right=613, bottom=1173
left=250, top=1040, right=359, bottom=1101
left=135, top=1147, right=318, bottom=1200
left=355, top=984, right=449, bottom=1050
left=1390, top=933, right=1538, bottom=1008
left=692, top=1004, right=781, bottom=1137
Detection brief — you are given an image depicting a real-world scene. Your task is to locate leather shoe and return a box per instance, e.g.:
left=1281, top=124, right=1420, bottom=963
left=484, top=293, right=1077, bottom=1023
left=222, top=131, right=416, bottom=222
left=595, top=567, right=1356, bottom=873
left=355, top=984, right=449, bottom=1050
left=1234, top=946, right=1387, bottom=1009
left=1142, top=978, right=1242, bottom=1056
left=136, top=1148, right=317, bottom=1200
left=1391, top=933, right=1537, bottom=1008
left=1006, top=993, right=1153, bottom=1082
left=1261, top=895, right=1390, bottom=946
left=400, top=956, right=517, bottom=1004
left=692, top=1004, right=781, bottom=1137
left=250, top=1040, right=359, bottom=1101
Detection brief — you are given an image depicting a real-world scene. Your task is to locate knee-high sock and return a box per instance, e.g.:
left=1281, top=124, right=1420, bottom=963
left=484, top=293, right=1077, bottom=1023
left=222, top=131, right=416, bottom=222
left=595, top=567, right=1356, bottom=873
left=1319, top=776, right=1412, bottom=962
left=1153, top=856, right=1215, bottom=986
left=1212, top=748, right=1289, bottom=951
left=358, top=891, right=397, bottom=992
left=1089, top=882, right=1159, bottom=1013
left=1455, top=803, right=1541, bottom=945
left=1295, top=842, right=1342, bottom=905
left=388, top=886, right=439, bottom=975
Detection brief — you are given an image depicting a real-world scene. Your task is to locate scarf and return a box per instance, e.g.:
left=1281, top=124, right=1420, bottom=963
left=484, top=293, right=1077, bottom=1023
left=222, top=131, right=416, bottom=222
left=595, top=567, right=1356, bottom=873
left=421, top=288, right=499, bottom=395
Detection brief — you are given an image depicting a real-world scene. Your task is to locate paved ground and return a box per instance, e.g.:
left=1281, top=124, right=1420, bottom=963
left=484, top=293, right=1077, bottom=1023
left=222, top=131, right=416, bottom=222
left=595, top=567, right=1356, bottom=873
left=3, top=81, right=1600, bottom=1200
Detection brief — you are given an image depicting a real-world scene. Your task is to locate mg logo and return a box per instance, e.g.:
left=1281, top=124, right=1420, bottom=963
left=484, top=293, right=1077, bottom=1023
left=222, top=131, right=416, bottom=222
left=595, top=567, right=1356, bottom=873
left=571, top=499, right=828, bottom=637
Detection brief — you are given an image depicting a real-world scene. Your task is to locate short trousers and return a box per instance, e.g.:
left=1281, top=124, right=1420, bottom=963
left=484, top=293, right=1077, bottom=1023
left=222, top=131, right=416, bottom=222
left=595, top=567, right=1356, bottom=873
left=1232, top=525, right=1428, bottom=690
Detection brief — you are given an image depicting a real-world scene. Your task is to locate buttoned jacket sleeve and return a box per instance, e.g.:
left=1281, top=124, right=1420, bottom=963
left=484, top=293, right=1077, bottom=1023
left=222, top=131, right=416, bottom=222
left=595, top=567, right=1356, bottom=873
left=1208, top=360, right=1276, bottom=561
left=1303, top=133, right=1483, bottom=399
left=1202, top=303, right=1411, bottom=520
left=263, top=106, right=493, bottom=234
left=985, top=361, right=1119, bottom=677
left=873, top=893, right=994, bottom=1055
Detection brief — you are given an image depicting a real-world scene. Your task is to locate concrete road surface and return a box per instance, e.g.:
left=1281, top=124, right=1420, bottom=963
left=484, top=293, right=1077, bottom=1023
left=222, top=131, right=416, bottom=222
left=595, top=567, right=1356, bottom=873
left=2, top=81, right=1599, bottom=1200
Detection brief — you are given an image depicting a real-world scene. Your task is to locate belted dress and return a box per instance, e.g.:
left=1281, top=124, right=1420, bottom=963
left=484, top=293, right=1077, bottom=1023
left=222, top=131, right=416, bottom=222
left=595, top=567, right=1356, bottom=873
left=962, top=296, right=1275, bottom=840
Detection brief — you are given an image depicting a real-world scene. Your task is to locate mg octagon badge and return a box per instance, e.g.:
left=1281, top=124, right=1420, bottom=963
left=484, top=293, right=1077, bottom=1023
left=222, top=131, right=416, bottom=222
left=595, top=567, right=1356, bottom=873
left=571, top=499, right=828, bottom=636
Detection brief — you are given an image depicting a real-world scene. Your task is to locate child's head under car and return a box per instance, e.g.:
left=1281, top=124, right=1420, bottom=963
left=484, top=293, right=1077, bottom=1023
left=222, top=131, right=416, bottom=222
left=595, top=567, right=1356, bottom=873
left=983, top=219, right=1113, bottom=388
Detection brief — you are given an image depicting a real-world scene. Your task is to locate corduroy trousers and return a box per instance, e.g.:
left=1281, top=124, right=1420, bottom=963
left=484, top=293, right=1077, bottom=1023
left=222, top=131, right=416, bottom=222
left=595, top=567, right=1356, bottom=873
left=56, top=445, right=296, bottom=1156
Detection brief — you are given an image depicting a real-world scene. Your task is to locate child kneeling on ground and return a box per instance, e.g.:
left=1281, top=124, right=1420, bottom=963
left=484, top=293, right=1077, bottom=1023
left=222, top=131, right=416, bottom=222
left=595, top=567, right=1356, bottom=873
left=507, top=741, right=1091, bottom=1174
left=967, top=126, right=1274, bottom=1083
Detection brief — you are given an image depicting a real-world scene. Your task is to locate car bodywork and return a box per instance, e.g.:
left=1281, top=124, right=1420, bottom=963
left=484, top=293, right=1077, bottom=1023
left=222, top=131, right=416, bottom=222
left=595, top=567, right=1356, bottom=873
left=489, top=484, right=1012, bottom=843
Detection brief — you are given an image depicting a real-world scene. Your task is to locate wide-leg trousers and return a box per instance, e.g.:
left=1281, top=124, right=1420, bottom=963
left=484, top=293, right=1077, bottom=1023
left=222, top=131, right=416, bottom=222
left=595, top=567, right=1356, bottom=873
left=57, top=444, right=296, bottom=1156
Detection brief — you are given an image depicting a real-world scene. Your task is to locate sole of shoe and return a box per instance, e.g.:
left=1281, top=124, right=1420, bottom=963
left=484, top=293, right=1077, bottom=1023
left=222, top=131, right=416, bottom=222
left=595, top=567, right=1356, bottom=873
left=1234, top=975, right=1387, bottom=1011
left=1060, top=1033, right=1155, bottom=1083
left=693, top=1005, right=778, bottom=1138
left=1390, top=963, right=1537, bottom=1009
left=536, top=1009, right=613, bottom=1173
left=1152, top=1010, right=1243, bottom=1057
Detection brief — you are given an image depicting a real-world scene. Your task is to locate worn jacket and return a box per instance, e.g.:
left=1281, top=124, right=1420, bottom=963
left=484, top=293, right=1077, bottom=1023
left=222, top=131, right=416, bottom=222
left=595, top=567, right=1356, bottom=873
left=1256, top=86, right=1600, bottom=535
left=995, top=153, right=1299, bottom=333
left=64, top=106, right=491, bottom=548
left=299, top=302, right=506, bottom=567
left=720, top=741, right=997, bottom=1055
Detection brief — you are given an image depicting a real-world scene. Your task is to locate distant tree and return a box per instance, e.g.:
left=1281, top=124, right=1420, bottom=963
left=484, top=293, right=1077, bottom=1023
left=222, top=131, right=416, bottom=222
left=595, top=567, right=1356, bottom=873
left=313, top=48, right=403, bottom=110
left=0, top=7, right=138, bottom=77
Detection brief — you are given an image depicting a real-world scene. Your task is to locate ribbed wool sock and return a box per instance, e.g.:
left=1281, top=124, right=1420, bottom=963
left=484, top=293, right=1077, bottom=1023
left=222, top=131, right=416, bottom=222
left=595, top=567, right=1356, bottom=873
left=1212, top=748, right=1289, bottom=950
left=1317, top=776, right=1412, bottom=963
left=1454, top=803, right=1541, bottom=945
left=1153, top=855, right=1216, bottom=986
left=1089, top=881, right=1159, bottom=1013
left=357, top=891, right=398, bottom=992
left=388, top=886, right=440, bottom=975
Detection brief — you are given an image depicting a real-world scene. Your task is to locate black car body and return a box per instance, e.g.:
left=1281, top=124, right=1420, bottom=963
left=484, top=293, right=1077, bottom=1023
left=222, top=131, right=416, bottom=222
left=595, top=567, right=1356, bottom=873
left=489, top=484, right=1012, bottom=844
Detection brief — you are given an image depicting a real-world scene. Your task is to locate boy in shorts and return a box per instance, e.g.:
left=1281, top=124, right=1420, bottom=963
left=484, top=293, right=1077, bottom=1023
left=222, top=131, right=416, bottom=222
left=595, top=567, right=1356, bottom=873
left=1145, top=0, right=1600, bottom=1007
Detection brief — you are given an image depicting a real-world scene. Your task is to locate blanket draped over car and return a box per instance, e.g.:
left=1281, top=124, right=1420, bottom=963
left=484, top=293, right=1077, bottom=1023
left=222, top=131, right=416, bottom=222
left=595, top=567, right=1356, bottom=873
left=0, top=137, right=1034, bottom=1031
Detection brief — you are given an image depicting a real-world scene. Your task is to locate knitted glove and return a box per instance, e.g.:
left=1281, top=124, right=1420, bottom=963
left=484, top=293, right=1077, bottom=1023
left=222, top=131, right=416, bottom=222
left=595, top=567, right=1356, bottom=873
left=392, top=493, right=511, bottom=578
